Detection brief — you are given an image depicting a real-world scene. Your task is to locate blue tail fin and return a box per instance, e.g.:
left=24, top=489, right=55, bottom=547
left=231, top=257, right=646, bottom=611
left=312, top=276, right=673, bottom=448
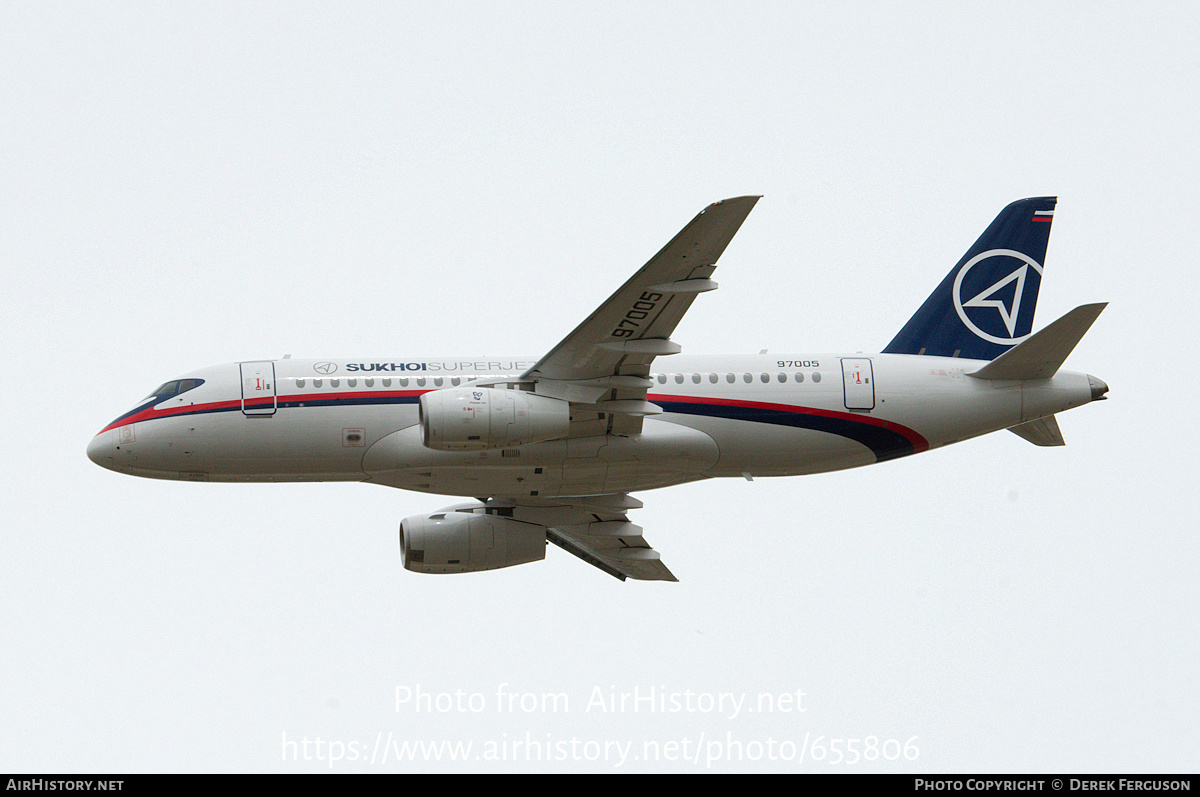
left=882, top=197, right=1057, bottom=360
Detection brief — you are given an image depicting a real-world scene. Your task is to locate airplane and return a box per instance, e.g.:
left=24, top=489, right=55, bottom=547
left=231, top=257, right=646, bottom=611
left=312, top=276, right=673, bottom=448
left=87, top=196, right=1108, bottom=582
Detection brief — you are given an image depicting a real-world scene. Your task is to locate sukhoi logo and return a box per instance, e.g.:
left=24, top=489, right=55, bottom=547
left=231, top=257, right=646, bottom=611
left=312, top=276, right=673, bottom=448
left=952, top=249, right=1044, bottom=345
left=313, top=362, right=338, bottom=374
left=346, top=363, right=428, bottom=372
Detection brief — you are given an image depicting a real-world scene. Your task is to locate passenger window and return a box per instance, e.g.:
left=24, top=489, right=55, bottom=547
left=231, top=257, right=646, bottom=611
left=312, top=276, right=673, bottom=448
left=777, top=373, right=786, bottom=383
left=451, top=377, right=461, bottom=386
left=795, top=373, right=804, bottom=383
left=691, top=374, right=701, bottom=384
left=743, top=373, right=752, bottom=383
left=314, top=378, right=323, bottom=388
left=674, top=374, right=684, bottom=384
left=348, top=378, right=357, bottom=387
left=708, top=373, right=718, bottom=384
left=656, top=374, right=667, bottom=384
left=434, top=377, right=444, bottom=387
left=417, top=377, right=426, bottom=387
left=760, top=373, right=769, bottom=383
left=726, top=373, right=735, bottom=383
left=399, top=378, right=408, bottom=387
left=812, top=372, right=822, bottom=383
left=297, top=378, right=306, bottom=388
left=331, top=379, right=340, bottom=387
left=365, top=378, right=374, bottom=387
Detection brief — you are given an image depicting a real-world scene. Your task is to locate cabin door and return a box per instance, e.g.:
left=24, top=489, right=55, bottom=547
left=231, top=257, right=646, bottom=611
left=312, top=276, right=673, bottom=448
left=240, top=361, right=277, bottom=416
left=841, top=358, right=875, bottom=411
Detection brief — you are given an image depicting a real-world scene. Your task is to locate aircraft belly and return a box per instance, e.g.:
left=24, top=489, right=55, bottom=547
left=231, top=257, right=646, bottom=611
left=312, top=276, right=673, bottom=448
left=362, top=419, right=719, bottom=498
left=666, top=416, right=877, bottom=476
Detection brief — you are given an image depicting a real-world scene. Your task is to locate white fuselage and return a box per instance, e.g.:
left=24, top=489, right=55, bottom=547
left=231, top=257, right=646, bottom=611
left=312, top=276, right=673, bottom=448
left=86, top=354, right=1096, bottom=498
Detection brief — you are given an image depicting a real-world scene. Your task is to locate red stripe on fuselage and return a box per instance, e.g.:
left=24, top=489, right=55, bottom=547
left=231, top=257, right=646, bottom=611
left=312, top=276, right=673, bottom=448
left=98, top=389, right=928, bottom=456
left=98, top=398, right=242, bottom=434
left=98, top=390, right=427, bottom=434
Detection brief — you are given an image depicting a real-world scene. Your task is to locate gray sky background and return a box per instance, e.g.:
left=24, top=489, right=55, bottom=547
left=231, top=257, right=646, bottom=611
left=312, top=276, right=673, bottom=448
left=2, top=2, right=1196, bottom=772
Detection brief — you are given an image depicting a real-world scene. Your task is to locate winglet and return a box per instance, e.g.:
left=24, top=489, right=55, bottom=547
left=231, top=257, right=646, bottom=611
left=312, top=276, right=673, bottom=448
left=968, top=303, right=1107, bottom=381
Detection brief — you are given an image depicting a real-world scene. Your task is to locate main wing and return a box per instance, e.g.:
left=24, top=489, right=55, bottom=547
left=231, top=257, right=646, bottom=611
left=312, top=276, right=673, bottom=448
left=469, top=495, right=674, bottom=581
left=503, top=197, right=761, bottom=581
left=520, top=195, right=760, bottom=438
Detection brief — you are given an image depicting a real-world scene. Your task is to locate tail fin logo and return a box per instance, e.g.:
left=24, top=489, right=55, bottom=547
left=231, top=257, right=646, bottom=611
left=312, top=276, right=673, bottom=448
left=952, top=249, right=1044, bottom=346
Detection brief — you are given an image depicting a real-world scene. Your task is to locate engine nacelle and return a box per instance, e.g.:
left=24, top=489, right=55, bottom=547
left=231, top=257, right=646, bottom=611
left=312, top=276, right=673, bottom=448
left=400, top=510, right=546, bottom=574
left=419, top=386, right=570, bottom=450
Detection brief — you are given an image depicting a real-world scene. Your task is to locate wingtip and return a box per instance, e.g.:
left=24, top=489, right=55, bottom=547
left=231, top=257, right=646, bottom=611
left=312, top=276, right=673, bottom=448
left=712, top=195, right=763, bottom=205
left=703, top=196, right=762, bottom=215
left=1072, top=302, right=1109, bottom=320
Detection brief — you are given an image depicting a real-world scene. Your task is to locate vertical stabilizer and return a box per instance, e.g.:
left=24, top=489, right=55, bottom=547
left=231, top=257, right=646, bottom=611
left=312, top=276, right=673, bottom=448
left=883, top=197, right=1057, bottom=360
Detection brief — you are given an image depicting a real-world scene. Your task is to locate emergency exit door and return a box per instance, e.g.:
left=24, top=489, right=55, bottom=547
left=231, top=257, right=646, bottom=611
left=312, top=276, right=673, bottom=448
left=841, top=358, right=875, bottom=411
left=240, top=361, right=277, bottom=416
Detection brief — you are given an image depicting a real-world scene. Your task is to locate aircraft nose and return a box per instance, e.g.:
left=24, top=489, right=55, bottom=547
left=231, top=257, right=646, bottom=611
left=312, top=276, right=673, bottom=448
left=87, top=433, right=119, bottom=471
left=1088, top=374, right=1109, bottom=401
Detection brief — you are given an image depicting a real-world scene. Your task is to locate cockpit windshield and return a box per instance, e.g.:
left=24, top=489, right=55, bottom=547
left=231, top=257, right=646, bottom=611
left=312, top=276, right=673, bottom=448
left=142, top=378, right=205, bottom=402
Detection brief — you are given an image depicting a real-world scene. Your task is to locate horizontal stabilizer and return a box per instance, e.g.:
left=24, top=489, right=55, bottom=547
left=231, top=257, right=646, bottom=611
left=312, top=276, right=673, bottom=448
left=969, top=303, right=1107, bottom=381
left=1009, top=415, right=1066, bottom=446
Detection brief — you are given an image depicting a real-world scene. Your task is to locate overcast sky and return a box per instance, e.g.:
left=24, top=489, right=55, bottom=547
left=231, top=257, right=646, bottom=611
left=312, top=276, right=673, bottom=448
left=2, top=1, right=1196, bottom=773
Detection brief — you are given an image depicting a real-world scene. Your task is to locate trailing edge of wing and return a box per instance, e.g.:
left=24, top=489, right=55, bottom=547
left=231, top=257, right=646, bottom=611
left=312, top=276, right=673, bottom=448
left=547, top=528, right=677, bottom=582
left=488, top=495, right=678, bottom=582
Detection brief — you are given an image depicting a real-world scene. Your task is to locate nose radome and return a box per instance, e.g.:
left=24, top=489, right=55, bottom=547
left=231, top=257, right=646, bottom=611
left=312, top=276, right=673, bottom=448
left=87, top=433, right=118, bottom=471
